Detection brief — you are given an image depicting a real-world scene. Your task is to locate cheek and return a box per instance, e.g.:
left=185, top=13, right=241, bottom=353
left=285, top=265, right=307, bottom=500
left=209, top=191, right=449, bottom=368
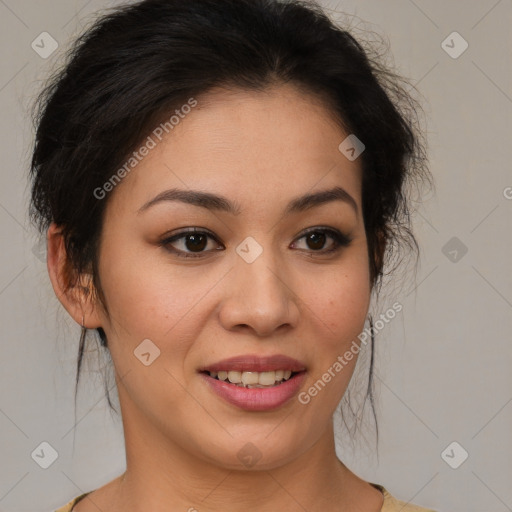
left=305, top=256, right=371, bottom=344
left=96, top=240, right=211, bottom=353
left=297, top=268, right=370, bottom=411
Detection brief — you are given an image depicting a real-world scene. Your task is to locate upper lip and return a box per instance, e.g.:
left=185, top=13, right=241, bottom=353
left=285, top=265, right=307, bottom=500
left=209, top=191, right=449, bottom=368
left=200, top=354, right=306, bottom=373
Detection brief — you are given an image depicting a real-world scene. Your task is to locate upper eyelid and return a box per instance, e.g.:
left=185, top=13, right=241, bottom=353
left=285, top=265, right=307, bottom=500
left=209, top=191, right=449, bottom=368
left=163, top=227, right=220, bottom=243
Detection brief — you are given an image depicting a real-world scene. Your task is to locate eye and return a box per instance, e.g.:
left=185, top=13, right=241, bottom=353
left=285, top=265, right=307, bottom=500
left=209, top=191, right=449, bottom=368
left=159, top=226, right=352, bottom=259
left=160, top=228, right=223, bottom=258
left=291, top=227, right=352, bottom=255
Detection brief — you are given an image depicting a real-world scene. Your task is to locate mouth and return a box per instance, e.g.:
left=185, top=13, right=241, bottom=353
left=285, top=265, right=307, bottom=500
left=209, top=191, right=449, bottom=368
left=201, top=369, right=303, bottom=388
left=198, top=354, right=307, bottom=411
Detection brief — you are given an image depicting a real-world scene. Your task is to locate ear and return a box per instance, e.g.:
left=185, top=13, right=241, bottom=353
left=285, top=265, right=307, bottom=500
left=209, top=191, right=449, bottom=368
left=46, top=222, right=103, bottom=329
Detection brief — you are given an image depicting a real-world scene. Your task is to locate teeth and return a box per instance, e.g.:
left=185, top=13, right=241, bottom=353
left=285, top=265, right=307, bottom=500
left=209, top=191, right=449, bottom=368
left=208, top=370, right=296, bottom=387
left=258, top=371, right=277, bottom=386
left=241, top=372, right=260, bottom=385
left=227, top=370, right=242, bottom=383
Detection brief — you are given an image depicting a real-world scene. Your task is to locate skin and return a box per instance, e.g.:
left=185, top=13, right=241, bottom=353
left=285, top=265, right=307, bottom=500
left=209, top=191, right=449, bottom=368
left=48, top=83, right=384, bottom=512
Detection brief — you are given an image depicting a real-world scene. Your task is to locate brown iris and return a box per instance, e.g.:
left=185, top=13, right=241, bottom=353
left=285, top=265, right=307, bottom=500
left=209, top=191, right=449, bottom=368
left=185, top=233, right=208, bottom=252
left=305, top=231, right=326, bottom=250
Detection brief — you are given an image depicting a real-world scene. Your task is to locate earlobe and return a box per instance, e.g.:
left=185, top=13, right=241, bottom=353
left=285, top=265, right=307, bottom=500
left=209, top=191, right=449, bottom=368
left=46, top=222, right=103, bottom=329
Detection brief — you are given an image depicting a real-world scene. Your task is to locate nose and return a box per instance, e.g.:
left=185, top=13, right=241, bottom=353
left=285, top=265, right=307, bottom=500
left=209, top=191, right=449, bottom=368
left=218, top=249, right=300, bottom=337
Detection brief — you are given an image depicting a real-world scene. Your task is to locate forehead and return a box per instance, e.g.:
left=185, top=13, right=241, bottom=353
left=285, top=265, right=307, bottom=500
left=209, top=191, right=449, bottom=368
left=105, top=83, right=363, bottom=217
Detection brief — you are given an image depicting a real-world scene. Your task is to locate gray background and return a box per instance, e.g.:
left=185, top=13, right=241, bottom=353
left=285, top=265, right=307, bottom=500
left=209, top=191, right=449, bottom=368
left=1, top=1, right=511, bottom=511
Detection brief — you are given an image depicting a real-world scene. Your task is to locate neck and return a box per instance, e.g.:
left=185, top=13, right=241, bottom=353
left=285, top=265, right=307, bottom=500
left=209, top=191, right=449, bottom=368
left=111, top=397, right=365, bottom=512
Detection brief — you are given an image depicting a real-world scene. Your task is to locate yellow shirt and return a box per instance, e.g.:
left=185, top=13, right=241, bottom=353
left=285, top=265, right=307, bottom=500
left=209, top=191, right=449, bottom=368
left=54, top=483, right=437, bottom=511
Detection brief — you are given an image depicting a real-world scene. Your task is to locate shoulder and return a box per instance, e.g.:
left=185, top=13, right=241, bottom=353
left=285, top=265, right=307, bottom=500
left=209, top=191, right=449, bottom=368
left=54, top=492, right=91, bottom=512
left=372, top=483, right=438, bottom=512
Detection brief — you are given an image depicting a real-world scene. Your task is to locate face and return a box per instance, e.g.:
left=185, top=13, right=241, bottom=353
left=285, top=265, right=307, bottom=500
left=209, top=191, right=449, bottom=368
left=87, top=84, right=371, bottom=470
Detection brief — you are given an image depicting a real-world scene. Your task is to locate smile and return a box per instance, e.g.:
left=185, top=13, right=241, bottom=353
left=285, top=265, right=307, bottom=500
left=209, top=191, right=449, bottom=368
left=207, top=369, right=296, bottom=388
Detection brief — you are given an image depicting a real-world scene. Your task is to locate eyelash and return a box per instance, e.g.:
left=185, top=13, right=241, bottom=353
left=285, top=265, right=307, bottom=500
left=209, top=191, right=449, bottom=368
left=159, top=227, right=353, bottom=259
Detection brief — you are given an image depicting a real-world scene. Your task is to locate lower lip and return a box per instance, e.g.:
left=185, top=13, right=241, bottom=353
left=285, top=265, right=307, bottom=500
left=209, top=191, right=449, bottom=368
left=200, top=372, right=307, bottom=412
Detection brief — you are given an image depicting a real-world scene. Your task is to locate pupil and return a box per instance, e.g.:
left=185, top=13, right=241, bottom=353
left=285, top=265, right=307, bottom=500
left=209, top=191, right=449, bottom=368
left=307, top=232, right=325, bottom=250
left=186, top=234, right=207, bottom=252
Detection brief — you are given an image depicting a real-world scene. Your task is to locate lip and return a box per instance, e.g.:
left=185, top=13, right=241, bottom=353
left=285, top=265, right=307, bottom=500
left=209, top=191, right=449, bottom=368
left=200, top=370, right=307, bottom=411
left=199, top=354, right=306, bottom=373
left=198, top=354, right=307, bottom=412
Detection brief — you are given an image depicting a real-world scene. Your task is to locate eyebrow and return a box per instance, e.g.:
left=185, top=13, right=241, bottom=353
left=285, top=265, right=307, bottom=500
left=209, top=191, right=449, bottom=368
left=137, top=185, right=358, bottom=217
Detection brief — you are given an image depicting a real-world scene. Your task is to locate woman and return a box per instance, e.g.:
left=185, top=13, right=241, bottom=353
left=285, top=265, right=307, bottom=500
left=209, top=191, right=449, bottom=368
left=29, top=0, right=435, bottom=510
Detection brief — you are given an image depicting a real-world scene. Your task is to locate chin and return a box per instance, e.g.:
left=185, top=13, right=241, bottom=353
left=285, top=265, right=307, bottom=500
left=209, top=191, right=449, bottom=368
left=194, top=428, right=314, bottom=471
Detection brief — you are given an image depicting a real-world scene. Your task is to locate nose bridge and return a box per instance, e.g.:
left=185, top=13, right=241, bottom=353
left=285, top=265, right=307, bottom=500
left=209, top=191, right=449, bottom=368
left=218, top=237, right=300, bottom=336
left=241, top=252, right=286, bottom=304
